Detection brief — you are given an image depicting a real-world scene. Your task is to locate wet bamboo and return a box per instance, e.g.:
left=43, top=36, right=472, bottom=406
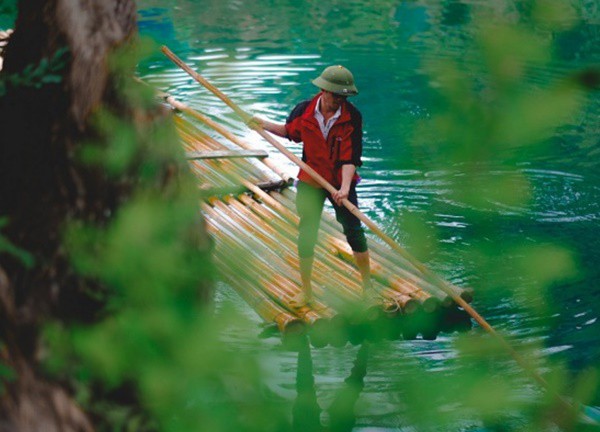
left=211, top=198, right=357, bottom=307
left=184, top=134, right=283, bottom=202
left=224, top=195, right=415, bottom=315
left=178, top=129, right=258, bottom=190
left=177, top=116, right=277, bottom=188
left=204, top=201, right=335, bottom=318
left=186, top=149, right=268, bottom=160
left=189, top=136, right=267, bottom=186
left=216, top=265, right=301, bottom=333
left=207, top=203, right=349, bottom=348
left=232, top=251, right=323, bottom=326
left=268, top=189, right=446, bottom=308
left=187, top=128, right=276, bottom=186
left=164, top=94, right=292, bottom=183
left=209, top=198, right=370, bottom=315
left=198, top=157, right=270, bottom=198
left=238, top=193, right=297, bottom=239
left=211, top=250, right=303, bottom=335
left=233, top=193, right=420, bottom=314
left=207, top=208, right=328, bottom=328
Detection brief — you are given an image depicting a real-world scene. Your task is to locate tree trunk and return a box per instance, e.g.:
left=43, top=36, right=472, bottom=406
left=0, top=1, right=190, bottom=430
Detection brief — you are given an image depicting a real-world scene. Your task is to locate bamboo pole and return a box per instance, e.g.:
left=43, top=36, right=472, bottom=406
left=210, top=198, right=361, bottom=309
left=211, top=248, right=303, bottom=336
left=205, top=201, right=347, bottom=347
left=177, top=115, right=279, bottom=191
left=228, top=194, right=418, bottom=315
left=164, top=94, right=292, bottom=183
left=161, top=45, right=577, bottom=414
left=273, top=187, right=472, bottom=304
left=204, top=200, right=335, bottom=315
left=211, top=198, right=371, bottom=324
left=268, top=189, right=447, bottom=308
left=206, top=206, right=328, bottom=327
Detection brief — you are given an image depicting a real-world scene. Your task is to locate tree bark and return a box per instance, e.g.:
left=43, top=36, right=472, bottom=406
left=0, top=1, right=196, bottom=430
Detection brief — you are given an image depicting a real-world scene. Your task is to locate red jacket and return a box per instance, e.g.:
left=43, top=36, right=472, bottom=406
left=285, top=93, right=362, bottom=188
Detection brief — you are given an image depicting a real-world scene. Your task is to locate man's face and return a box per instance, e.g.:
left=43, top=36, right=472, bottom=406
left=322, top=90, right=347, bottom=111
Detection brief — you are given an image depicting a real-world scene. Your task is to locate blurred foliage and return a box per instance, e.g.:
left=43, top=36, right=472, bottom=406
left=0, top=349, right=16, bottom=394
left=0, top=217, right=33, bottom=268
left=399, top=0, right=600, bottom=430
left=0, top=47, right=68, bottom=96
left=41, top=37, right=292, bottom=432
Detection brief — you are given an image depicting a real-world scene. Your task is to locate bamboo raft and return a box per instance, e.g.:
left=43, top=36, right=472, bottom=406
left=167, top=95, right=474, bottom=347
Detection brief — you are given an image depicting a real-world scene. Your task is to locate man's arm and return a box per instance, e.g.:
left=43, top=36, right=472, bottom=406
left=253, top=117, right=288, bottom=138
left=247, top=100, right=309, bottom=141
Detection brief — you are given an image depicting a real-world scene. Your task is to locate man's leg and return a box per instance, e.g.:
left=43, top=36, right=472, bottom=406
left=330, top=183, right=372, bottom=295
left=353, top=250, right=372, bottom=292
left=299, top=255, right=315, bottom=301
left=296, top=182, right=326, bottom=303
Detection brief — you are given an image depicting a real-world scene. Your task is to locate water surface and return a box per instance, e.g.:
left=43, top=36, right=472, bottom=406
left=138, top=1, right=600, bottom=429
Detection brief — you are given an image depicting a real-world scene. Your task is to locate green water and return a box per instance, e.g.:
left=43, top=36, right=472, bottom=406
left=137, top=1, right=599, bottom=429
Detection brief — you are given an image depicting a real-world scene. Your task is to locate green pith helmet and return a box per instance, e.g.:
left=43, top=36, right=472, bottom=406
left=311, top=65, right=358, bottom=96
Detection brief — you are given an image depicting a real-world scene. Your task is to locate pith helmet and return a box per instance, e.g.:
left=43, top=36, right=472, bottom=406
left=311, top=65, right=358, bottom=96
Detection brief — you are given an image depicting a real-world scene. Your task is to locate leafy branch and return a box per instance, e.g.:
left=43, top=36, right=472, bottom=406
left=0, top=47, right=69, bottom=96
left=0, top=217, right=34, bottom=268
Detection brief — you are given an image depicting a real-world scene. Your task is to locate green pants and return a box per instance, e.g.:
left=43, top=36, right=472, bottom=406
left=295, top=181, right=368, bottom=258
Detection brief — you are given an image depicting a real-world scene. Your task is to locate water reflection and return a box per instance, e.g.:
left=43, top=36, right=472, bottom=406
left=292, top=335, right=369, bottom=432
left=292, top=335, right=321, bottom=432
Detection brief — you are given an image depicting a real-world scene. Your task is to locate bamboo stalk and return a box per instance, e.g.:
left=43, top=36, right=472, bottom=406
left=177, top=115, right=279, bottom=189
left=205, top=201, right=332, bottom=317
left=164, top=94, right=292, bottom=183
left=205, top=201, right=344, bottom=347
left=228, top=195, right=419, bottom=315
left=186, top=149, right=269, bottom=160
left=211, top=198, right=356, bottom=306
left=211, top=250, right=303, bottom=336
left=209, top=198, right=370, bottom=317
left=268, top=188, right=448, bottom=307
left=209, top=213, right=325, bottom=328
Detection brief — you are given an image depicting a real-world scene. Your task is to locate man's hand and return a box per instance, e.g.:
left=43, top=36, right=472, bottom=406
left=333, top=165, right=356, bottom=206
left=240, top=111, right=262, bottom=130
left=332, top=186, right=349, bottom=206
left=246, top=116, right=263, bottom=131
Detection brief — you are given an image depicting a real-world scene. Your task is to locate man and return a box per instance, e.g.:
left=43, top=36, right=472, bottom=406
left=250, top=65, right=372, bottom=306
